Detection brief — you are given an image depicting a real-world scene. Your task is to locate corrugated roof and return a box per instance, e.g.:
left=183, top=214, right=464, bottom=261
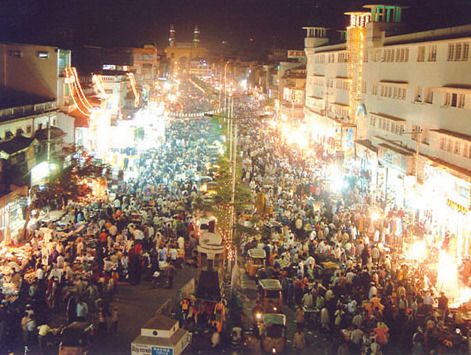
left=0, top=135, right=35, bottom=155
left=34, top=126, right=66, bottom=140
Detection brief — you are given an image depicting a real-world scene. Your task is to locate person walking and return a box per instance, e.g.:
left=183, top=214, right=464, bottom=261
left=293, top=326, right=306, bottom=350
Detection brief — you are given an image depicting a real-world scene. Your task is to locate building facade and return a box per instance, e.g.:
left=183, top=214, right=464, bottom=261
left=304, top=4, right=471, bottom=257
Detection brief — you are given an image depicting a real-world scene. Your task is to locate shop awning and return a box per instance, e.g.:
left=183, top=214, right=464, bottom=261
left=377, top=80, right=409, bottom=87
left=355, top=139, right=378, bottom=153
left=370, top=112, right=406, bottom=122
left=432, top=85, right=471, bottom=95
left=378, top=143, right=413, bottom=156
left=430, top=129, right=471, bottom=143
left=425, top=155, right=471, bottom=182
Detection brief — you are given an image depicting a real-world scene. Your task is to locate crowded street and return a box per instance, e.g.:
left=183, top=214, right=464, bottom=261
left=1, top=76, right=471, bottom=355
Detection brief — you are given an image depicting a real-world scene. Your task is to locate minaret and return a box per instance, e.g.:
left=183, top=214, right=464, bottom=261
left=193, top=25, right=200, bottom=48
left=169, top=24, right=175, bottom=47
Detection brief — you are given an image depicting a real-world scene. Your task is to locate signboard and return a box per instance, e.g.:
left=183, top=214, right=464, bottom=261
left=287, top=50, right=306, bottom=59
left=131, top=344, right=173, bottom=355
left=152, top=347, right=173, bottom=355
left=448, top=177, right=471, bottom=212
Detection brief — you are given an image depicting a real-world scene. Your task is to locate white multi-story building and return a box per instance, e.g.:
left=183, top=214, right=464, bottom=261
left=304, top=4, right=471, bottom=257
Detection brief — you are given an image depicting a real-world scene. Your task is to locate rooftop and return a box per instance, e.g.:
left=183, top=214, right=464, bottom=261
left=0, top=135, right=36, bottom=155
left=0, top=88, right=54, bottom=110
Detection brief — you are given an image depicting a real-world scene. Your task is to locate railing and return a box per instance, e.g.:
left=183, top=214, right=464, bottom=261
left=0, top=101, right=57, bottom=121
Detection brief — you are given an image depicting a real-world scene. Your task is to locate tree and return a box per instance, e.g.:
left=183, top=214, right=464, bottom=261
left=23, top=154, right=111, bottom=240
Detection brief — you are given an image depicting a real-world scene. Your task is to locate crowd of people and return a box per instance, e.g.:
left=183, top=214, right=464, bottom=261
left=236, top=110, right=470, bottom=354
left=0, top=85, right=225, bottom=354
left=0, top=75, right=469, bottom=355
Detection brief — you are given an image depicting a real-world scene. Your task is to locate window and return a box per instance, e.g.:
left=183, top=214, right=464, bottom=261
left=440, top=137, right=445, bottom=150
left=448, top=42, right=470, bottom=61
left=448, top=44, right=455, bottom=61
left=424, top=87, right=433, bottom=104
left=456, top=44, right=462, bottom=61
left=415, top=86, right=423, bottom=102
left=455, top=141, right=461, bottom=155
left=375, top=50, right=381, bottom=62
left=362, top=81, right=367, bottom=94
left=463, top=143, right=468, bottom=158
left=428, top=45, right=437, bottom=62
left=417, top=46, right=425, bottom=62
left=8, top=50, right=22, bottom=58
left=370, top=116, right=376, bottom=127
left=37, top=51, right=49, bottom=59
left=445, top=92, right=465, bottom=108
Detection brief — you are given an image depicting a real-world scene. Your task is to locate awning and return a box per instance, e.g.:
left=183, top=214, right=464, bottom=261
left=430, top=129, right=471, bottom=143
left=370, top=112, right=406, bottom=122
left=377, top=80, right=409, bottom=87
left=379, top=143, right=413, bottom=156
left=355, top=139, right=378, bottom=156
left=432, top=86, right=471, bottom=95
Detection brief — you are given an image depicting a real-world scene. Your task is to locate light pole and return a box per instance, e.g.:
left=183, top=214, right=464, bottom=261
left=224, top=61, right=230, bottom=115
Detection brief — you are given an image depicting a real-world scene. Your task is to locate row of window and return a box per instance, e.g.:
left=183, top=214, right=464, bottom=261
left=1, top=121, right=56, bottom=141
left=8, top=50, right=49, bottom=59
left=440, top=137, right=471, bottom=158
left=416, top=45, right=437, bottom=62
left=327, top=104, right=349, bottom=120
left=377, top=48, right=410, bottom=63
left=335, top=79, right=350, bottom=90
left=372, top=84, right=407, bottom=100
left=448, top=42, right=469, bottom=62
left=370, top=116, right=404, bottom=135
left=315, top=41, right=469, bottom=65
left=444, top=92, right=466, bottom=108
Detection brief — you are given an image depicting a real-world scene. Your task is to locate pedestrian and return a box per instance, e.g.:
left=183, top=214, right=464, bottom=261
left=293, top=326, right=306, bottom=350
left=295, top=306, right=305, bottom=329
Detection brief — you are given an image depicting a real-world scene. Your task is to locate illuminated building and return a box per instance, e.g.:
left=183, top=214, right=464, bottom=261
left=305, top=4, right=471, bottom=257
left=0, top=43, right=76, bottom=241
left=278, top=53, right=307, bottom=122
left=165, top=25, right=207, bottom=72
left=130, top=44, right=159, bottom=92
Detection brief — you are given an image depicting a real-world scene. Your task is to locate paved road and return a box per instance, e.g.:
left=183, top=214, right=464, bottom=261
left=90, top=265, right=197, bottom=355
left=24, top=265, right=197, bottom=355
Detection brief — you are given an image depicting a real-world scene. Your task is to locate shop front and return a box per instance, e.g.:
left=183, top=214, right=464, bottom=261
left=417, top=162, right=471, bottom=258
left=377, top=143, right=415, bottom=208
left=0, top=186, right=28, bottom=243
left=354, top=139, right=379, bottom=196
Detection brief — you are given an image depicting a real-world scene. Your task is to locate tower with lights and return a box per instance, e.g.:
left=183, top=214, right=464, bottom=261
left=169, top=24, right=176, bottom=48
left=193, top=25, right=200, bottom=48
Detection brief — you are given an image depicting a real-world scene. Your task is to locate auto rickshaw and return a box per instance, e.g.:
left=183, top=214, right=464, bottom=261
left=59, top=322, right=95, bottom=355
left=245, top=248, right=266, bottom=278
left=261, top=313, right=286, bottom=353
left=258, top=279, right=282, bottom=313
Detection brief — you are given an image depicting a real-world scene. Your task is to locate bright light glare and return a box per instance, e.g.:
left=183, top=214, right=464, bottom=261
left=436, top=250, right=460, bottom=300
left=163, top=82, right=171, bottom=90
left=404, top=241, right=427, bottom=261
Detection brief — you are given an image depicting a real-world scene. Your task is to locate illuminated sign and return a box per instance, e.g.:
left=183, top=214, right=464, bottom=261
left=287, top=50, right=306, bottom=59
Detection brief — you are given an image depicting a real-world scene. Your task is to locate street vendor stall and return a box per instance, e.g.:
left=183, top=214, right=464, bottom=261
left=131, top=314, right=191, bottom=355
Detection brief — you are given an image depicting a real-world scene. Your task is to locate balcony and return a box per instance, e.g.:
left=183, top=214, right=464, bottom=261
left=0, top=101, right=57, bottom=122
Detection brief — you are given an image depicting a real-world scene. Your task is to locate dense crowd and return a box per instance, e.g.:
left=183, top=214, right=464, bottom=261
left=236, top=112, right=470, bottom=354
left=0, top=113, right=223, bottom=354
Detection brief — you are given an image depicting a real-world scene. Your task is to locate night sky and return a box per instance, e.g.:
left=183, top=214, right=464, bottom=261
left=0, top=0, right=469, bottom=53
